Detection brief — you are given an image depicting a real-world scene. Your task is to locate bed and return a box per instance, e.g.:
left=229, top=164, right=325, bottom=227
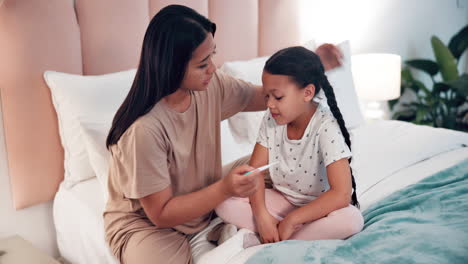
left=52, top=120, right=468, bottom=264
left=1, top=1, right=467, bottom=264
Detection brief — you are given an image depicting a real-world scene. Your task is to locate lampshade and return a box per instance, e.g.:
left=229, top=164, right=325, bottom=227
left=351, top=53, right=401, bottom=101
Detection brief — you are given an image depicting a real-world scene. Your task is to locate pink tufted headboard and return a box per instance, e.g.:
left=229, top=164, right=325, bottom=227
left=0, top=0, right=301, bottom=209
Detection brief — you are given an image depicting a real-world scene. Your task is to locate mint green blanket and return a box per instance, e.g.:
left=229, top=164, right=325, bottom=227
left=247, top=160, right=468, bottom=264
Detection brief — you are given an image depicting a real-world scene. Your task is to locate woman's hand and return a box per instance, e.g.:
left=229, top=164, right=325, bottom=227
left=256, top=211, right=280, bottom=243
left=221, top=165, right=260, bottom=198
left=315, top=43, right=343, bottom=71
left=278, top=215, right=302, bottom=241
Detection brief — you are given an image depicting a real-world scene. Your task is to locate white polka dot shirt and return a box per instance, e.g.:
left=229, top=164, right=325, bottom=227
left=256, top=103, right=352, bottom=206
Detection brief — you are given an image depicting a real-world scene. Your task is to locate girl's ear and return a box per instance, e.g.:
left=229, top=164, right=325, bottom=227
left=304, top=84, right=315, bottom=102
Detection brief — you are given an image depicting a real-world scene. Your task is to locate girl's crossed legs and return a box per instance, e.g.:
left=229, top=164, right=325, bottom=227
left=216, top=188, right=363, bottom=241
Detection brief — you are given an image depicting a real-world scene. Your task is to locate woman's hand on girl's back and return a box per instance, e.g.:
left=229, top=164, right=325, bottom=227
left=315, top=43, right=343, bottom=71
left=256, top=211, right=280, bottom=243
left=221, top=165, right=260, bottom=198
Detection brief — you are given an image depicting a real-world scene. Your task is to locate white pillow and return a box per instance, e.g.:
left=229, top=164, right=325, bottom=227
left=43, top=69, right=136, bottom=187
left=220, top=57, right=268, bottom=158
left=220, top=41, right=364, bottom=154
left=320, top=40, right=365, bottom=129
left=221, top=56, right=268, bottom=86
left=80, top=121, right=111, bottom=197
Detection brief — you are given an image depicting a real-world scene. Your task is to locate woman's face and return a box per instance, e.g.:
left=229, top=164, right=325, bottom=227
left=180, top=33, right=217, bottom=91
left=262, top=71, right=315, bottom=125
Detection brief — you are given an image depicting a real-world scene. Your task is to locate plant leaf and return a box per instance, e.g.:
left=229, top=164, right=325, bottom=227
left=393, top=110, right=416, bottom=121
left=405, top=59, right=439, bottom=76
left=420, top=120, right=435, bottom=127
left=399, top=68, right=415, bottom=97
left=415, top=108, right=429, bottom=123
left=433, top=82, right=451, bottom=95
left=401, top=103, right=413, bottom=108
left=453, top=94, right=467, bottom=107
left=448, top=24, right=468, bottom=60
left=413, top=80, right=430, bottom=95
left=431, top=36, right=459, bottom=81
left=410, top=102, right=432, bottom=111
left=388, top=99, right=398, bottom=111
left=458, top=108, right=468, bottom=118
left=443, top=114, right=457, bottom=129
left=401, top=67, right=414, bottom=82
left=445, top=73, right=468, bottom=97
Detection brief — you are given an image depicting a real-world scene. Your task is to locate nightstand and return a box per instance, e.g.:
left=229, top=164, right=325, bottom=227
left=0, top=235, right=60, bottom=264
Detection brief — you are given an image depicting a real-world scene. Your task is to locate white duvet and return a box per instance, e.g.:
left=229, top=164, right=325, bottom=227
left=350, top=120, right=468, bottom=210
left=53, top=120, right=468, bottom=264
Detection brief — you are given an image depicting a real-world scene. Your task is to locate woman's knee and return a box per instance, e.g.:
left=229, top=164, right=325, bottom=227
left=121, top=229, right=192, bottom=264
left=215, top=197, right=258, bottom=231
left=215, top=197, right=250, bottom=219
left=215, top=197, right=250, bottom=212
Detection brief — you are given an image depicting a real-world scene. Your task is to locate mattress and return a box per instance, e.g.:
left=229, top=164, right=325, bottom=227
left=53, top=120, right=468, bottom=264
left=53, top=177, right=117, bottom=264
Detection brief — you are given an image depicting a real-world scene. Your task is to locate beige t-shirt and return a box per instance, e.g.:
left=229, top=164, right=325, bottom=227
left=103, top=70, right=255, bottom=249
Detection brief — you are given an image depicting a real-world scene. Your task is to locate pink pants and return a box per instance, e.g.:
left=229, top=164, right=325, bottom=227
left=215, top=189, right=364, bottom=240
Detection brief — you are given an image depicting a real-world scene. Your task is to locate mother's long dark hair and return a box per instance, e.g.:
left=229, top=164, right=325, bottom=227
left=264, top=46, right=359, bottom=208
left=106, top=5, right=216, bottom=148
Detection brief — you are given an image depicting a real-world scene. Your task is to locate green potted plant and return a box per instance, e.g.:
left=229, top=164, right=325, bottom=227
left=389, top=25, right=468, bottom=132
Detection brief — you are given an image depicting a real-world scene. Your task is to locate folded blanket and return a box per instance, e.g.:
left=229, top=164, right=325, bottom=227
left=246, top=160, right=468, bottom=264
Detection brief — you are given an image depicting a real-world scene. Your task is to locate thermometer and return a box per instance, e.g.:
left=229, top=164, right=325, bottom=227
left=243, top=162, right=279, bottom=175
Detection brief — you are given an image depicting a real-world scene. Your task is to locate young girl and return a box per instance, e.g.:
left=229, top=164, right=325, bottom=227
left=216, top=46, right=364, bottom=244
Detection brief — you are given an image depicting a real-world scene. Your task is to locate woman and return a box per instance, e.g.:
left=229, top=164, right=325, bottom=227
left=103, top=5, right=342, bottom=264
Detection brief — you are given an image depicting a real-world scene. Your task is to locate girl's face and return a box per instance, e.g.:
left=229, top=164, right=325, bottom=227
left=180, top=33, right=217, bottom=91
left=262, top=71, right=315, bottom=125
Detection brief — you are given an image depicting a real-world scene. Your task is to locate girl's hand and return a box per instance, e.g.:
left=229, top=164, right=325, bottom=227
left=221, top=165, right=260, bottom=198
left=278, top=216, right=302, bottom=241
left=256, top=211, right=280, bottom=243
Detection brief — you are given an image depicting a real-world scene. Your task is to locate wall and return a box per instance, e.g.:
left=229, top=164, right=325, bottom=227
left=299, top=0, right=468, bottom=100
left=300, top=0, right=467, bottom=60
left=0, top=96, right=58, bottom=257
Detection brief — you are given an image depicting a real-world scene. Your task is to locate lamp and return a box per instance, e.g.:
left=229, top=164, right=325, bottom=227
left=351, top=53, right=401, bottom=121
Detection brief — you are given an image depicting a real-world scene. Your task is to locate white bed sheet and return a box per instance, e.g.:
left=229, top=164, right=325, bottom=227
left=53, top=178, right=118, bottom=264
left=54, top=120, right=468, bottom=264
left=350, top=120, right=468, bottom=200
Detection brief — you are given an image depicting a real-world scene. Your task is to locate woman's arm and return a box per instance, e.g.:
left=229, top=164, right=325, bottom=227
left=140, top=164, right=261, bottom=228
left=285, top=158, right=352, bottom=226
left=249, top=143, right=281, bottom=243
left=248, top=143, right=269, bottom=215
left=243, top=85, right=266, bottom=112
